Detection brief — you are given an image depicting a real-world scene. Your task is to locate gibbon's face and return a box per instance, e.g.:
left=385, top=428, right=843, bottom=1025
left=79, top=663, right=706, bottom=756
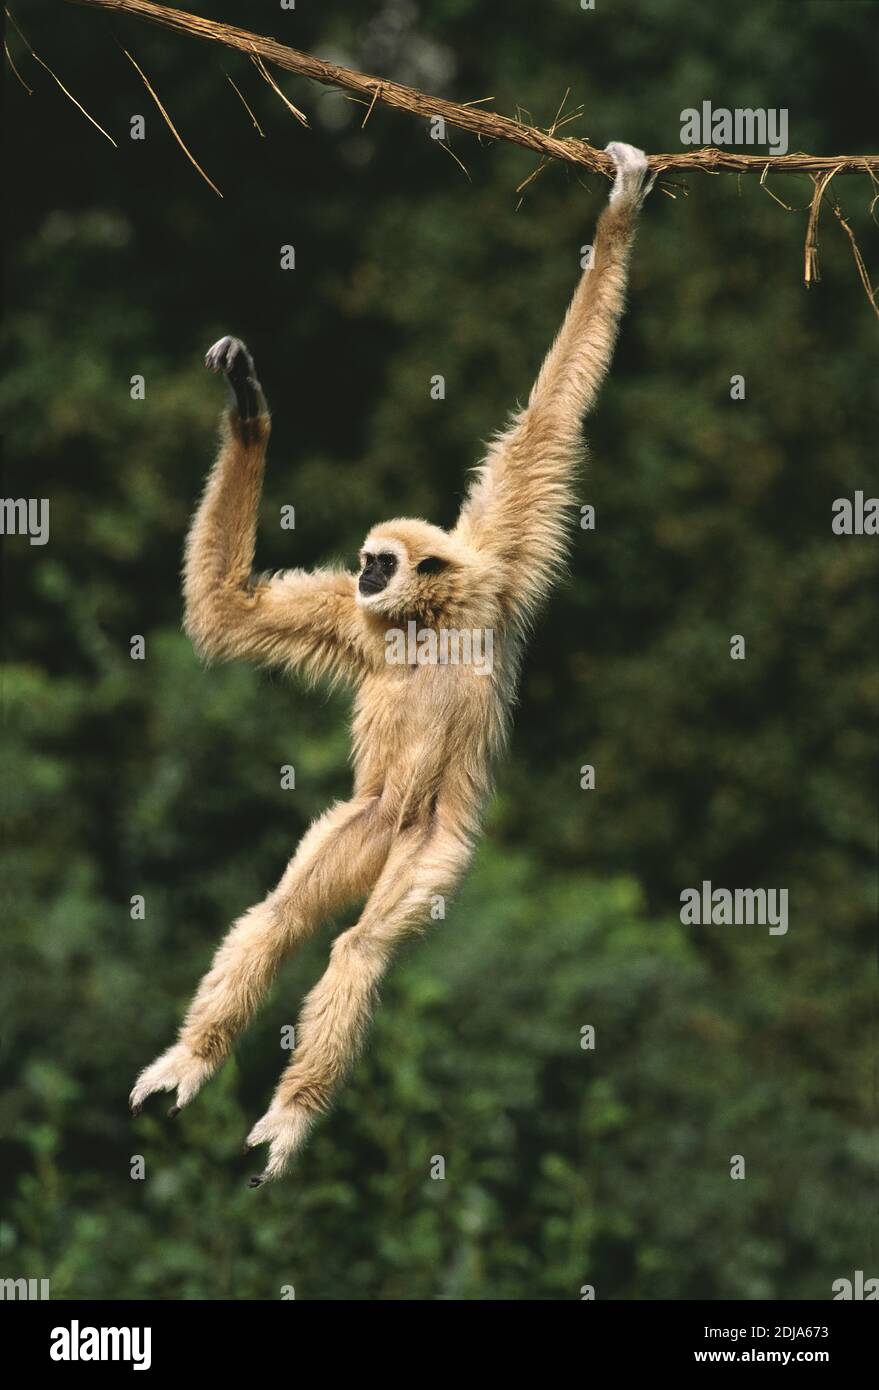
left=356, top=519, right=459, bottom=620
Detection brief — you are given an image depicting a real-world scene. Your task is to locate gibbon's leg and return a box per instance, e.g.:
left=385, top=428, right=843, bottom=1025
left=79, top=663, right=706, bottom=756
left=246, top=824, right=473, bottom=1184
left=130, top=797, right=393, bottom=1116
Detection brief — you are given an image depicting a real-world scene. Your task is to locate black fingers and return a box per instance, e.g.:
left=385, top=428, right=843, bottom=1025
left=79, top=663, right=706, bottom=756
left=205, top=334, right=267, bottom=421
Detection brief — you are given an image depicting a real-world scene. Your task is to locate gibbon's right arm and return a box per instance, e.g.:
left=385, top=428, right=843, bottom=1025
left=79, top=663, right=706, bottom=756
left=183, top=336, right=366, bottom=688
left=454, top=142, right=653, bottom=624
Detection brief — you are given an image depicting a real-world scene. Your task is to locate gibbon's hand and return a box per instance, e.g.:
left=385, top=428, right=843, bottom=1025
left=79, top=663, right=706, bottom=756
left=604, top=141, right=656, bottom=206
left=205, top=334, right=267, bottom=422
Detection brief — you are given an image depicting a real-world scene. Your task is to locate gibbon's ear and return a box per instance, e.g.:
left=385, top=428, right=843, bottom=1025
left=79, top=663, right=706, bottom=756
left=416, top=556, right=448, bottom=576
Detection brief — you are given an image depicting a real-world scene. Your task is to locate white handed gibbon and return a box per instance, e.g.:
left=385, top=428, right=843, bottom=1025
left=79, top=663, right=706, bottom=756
left=130, top=142, right=653, bottom=1184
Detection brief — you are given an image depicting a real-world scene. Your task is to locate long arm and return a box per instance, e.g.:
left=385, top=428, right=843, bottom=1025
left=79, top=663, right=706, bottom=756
left=454, top=143, right=652, bottom=622
left=183, top=337, right=367, bottom=687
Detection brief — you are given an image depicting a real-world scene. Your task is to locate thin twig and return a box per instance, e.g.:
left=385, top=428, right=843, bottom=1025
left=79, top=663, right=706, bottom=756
left=4, top=37, right=33, bottom=93
left=759, top=181, right=811, bottom=214
left=8, top=6, right=116, bottom=144
left=361, top=81, right=381, bottom=128
left=804, top=167, right=841, bottom=286
left=516, top=159, right=549, bottom=197
left=122, top=47, right=222, bottom=196
left=437, top=135, right=471, bottom=182
left=250, top=51, right=308, bottom=127
left=831, top=202, right=879, bottom=321
left=864, top=165, right=879, bottom=223
left=516, top=89, right=577, bottom=199
left=223, top=68, right=264, bottom=136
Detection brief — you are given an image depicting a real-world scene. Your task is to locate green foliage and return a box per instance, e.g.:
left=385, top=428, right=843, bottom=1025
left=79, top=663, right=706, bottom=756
left=3, top=0, right=876, bottom=1299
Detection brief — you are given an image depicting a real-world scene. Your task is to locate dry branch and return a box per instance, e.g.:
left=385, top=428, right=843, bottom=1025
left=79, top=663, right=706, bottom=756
left=64, top=0, right=879, bottom=179
left=49, top=0, right=879, bottom=320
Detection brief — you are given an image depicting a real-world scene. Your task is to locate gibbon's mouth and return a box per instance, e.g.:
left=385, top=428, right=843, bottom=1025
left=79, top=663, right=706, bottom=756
left=358, top=572, right=388, bottom=596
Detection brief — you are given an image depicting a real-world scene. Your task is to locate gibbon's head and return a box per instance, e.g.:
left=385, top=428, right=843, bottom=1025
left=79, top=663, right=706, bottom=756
left=356, top=518, right=468, bottom=621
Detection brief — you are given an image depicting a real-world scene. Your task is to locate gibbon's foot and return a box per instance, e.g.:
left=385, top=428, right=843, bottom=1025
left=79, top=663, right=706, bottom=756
left=205, top=334, right=266, bottom=422
left=245, top=1103, right=317, bottom=1186
left=605, top=141, right=655, bottom=206
left=129, top=1042, right=219, bottom=1116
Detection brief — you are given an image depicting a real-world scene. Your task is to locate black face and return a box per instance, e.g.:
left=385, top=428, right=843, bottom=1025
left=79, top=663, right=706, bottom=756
left=359, top=550, right=398, bottom=596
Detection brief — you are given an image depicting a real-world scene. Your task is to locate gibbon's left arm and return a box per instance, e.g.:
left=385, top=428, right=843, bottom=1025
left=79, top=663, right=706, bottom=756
left=183, top=336, right=367, bottom=687
left=454, top=142, right=653, bottom=621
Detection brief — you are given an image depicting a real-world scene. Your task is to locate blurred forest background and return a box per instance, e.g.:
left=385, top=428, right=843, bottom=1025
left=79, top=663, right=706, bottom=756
left=3, top=0, right=877, bottom=1300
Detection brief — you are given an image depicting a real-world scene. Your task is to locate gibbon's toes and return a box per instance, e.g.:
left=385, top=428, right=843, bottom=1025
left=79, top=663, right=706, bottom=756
left=245, top=1103, right=316, bottom=1183
left=130, top=1049, right=179, bottom=1111
left=604, top=141, right=654, bottom=205
left=129, top=1043, right=216, bottom=1115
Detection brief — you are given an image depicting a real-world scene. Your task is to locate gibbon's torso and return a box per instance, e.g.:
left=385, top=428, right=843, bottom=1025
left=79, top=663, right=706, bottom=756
left=350, top=618, right=519, bottom=835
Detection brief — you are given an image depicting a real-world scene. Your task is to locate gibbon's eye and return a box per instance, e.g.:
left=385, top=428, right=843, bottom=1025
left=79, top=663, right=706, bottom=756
left=377, top=553, right=398, bottom=575
left=416, top=556, right=447, bottom=576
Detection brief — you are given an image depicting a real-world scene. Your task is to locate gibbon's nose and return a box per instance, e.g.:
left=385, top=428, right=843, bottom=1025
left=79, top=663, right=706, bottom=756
left=359, top=566, right=387, bottom=596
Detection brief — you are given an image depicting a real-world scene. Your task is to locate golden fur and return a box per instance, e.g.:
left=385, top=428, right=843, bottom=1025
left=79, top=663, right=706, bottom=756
left=130, top=143, right=652, bottom=1182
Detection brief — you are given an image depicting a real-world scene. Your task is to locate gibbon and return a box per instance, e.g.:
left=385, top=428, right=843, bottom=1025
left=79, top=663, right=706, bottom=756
left=130, top=142, right=653, bottom=1184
